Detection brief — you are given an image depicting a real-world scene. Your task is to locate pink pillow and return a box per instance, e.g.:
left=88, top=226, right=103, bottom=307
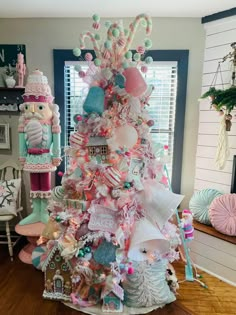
left=209, top=194, right=236, bottom=236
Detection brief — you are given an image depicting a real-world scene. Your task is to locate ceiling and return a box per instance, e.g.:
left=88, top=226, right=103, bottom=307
left=0, top=0, right=235, bottom=18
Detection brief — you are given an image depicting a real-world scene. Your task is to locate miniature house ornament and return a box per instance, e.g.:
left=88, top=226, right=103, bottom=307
left=18, top=69, right=61, bottom=225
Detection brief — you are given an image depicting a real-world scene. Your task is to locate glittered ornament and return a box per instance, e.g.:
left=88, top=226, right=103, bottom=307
left=145, top=56, right=153, bottom=64
left=92, top=22, right=100, bottom=30
left=73, top=47, right=81, bottom=57
left=144, top=38, right=152, bottom=49
left=141, top=65, right=148, bottom=73
left=117, top=37, right=126, bottom=47
left=136, top=46, right=145, bottom=54
left=125, top=51, right=132, bottom=60
left=94, top=58, right=102, bottom=66
left=85, top=52, right=93, bottom=61
left=147, top=120, right=154, bottom=127
left=74, top=64, right=82, bottom=72
left=112, top=28, right=120, bottom=38
left=92, top=14, right=100, bottom=22
left=133, top=53, right=141, bottom=62
left=104, top=40, right=112, bottom=49
left=79, top=71, right=86, bottom=78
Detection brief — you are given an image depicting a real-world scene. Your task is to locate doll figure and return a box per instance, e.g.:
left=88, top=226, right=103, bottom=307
left=180, top=209, right=194, bottom=241
left=18, top=69, right=61, bottom=225
left=16, top=52, right=26, bottom=87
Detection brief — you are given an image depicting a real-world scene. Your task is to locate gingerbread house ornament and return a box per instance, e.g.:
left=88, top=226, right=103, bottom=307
left=87, top=136, right=109, bottom=164
left=42, top=242, right=73, bottom=302
left=101, top=282, right=124, bottom=312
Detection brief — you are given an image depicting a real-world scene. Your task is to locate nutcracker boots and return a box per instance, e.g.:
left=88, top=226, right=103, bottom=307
left=19, top=191, right=41, bottom=225
left=40, top=191, right=51, bottom=224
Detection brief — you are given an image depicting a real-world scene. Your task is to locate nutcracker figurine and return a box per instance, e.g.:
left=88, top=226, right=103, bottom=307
left=180, top=209, right=194, bottom=241
left=16, top=52, right=26, bottom=87
left=18, top=69, right=61, bottom=225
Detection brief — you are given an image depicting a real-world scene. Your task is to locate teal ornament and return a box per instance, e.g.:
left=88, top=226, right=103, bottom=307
left=94, top=240, right=118, bottom=267
left=77, top=249, right=85, bottom=257
left=124, top=182, right=131, bottom=189
left=141, top=20, right=147, bottom=27
left=133, top=53, right=141, bottom=61
left=145, top=56, right=153, bottom=64
left=73, top=47, right=81, bottom=57
left=115, top=74, right=126, bottom=88
left=122, top=61, right=129, bottom=69
left=84, top=246, right=91, bottom=253
left=125, top=51, right=132, bottom=59
left=92, top=14, right=100, bottom=22
left=105, top=21, right=112, bottom=28
left=83, top=86, right=105, bottom=115
left=124, top=29, right=129, bottom=36
left=94, top=34, right=100, bottom=40
left=104, top=40, right=112, bottom=49
left=112, top=28, right=120, bottom=38
left=94, top=58, right=102, bottom=66
left=144, top=39, right=152, bottom=49
left=55, top=216, right=61, bottom=222
left=74, top=64, right=82, bottom=72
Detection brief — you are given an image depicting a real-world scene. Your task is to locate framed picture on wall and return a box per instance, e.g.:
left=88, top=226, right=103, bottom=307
left=0, top=123, right=10, bottom=149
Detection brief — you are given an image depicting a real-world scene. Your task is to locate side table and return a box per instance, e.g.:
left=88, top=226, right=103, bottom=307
left=15, top=222, right=45, bottom=264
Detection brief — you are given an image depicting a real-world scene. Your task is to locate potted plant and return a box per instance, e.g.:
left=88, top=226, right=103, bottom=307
left=4, top=64, right=16, bottom=88
left=201, top=86, right=236, bottom=131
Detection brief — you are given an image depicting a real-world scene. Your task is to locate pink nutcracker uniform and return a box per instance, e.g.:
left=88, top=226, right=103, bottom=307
left=18, top=70, right=61, bottom=225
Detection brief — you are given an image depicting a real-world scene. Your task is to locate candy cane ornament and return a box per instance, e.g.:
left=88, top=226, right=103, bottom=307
left=79, top=31, right=102, bottom=59
left=123, top=14, right=152, bottom=54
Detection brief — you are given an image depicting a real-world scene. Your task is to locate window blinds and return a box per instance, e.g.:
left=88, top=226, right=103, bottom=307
left=64, top=61, right=177, bottom=179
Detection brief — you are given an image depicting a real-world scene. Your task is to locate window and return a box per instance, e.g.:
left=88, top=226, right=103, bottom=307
left=64, top=61, right=177, bottom=180
left=54, top=49, right=188, bottom=193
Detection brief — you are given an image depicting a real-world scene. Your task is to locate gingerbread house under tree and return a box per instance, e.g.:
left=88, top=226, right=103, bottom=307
left=42, top=242, right=73, bottom=302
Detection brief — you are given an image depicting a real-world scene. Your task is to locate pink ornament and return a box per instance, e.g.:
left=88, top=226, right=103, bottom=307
left=128, top=266, right=134, bottom=274
left=58, top=171, right=64, bottom=177
left=102, top=166, right=122, bottom=188
left=79, top=71, right=86, bottom=78
left=136, top=46, right=145, bottom=54
left=141, top=65, right=148, bottom=73
left=164, top=145, right=169, bottom=150
left=76, top=115, right=83, bottom=121
left=147, top=120, right=154, bottom=127
left=123, top=67, right=147, bottom=97
left=92, top=22, right=100, bottom=30
left=118, top=37, right=126, bottom=47
left=85, top=53, right=93, bottom=62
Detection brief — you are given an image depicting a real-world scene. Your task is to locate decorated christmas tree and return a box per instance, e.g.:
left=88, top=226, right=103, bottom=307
left=40, top=13, right=184, bottom=313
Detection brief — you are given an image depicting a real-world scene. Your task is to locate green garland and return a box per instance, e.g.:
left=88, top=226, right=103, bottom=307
left=201, top=86, right=236, bottom=113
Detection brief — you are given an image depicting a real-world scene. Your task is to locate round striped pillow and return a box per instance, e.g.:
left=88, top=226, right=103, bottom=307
left=189, top=189, right=223, bottom=225
left=209, top=194, right=236, bottom=236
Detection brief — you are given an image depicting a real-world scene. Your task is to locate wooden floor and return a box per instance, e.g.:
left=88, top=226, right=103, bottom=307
left=1, top=238, right=236, bottom=315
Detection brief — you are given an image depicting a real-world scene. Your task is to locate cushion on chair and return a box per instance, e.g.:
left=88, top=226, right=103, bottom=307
left=0, top=179, right=21, bottom=216
left=189, top=189, right=223, bottom=225
left=209, top=194, right=236, bottom=236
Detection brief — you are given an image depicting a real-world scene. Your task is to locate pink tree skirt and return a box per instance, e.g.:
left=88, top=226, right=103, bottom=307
left=15, top=222, right=45, bottom=264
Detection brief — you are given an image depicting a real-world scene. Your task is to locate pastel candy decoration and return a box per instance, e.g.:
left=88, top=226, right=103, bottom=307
left=83, top=86, right=105, bottom=115
left=70, top=131, right=88, bottom=148
left=102, top=166, right=122, bottom=188
left=25, top=120, right=43, bottom=146
left=209, top=194, right=236, bottom=236
left=115, top=73, right=126, bottom=88
left=123, top=67, right=147, bottom=97
left=52, top=186, right=64, bottom=202
left=32, top=245, right=47, bottom=270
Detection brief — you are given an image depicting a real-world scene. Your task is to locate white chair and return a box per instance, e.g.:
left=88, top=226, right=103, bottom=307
left=0, top=161, right=23, bottom=261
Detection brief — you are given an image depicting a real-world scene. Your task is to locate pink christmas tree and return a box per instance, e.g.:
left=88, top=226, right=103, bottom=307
left=41, top=14, right=183, bottom=312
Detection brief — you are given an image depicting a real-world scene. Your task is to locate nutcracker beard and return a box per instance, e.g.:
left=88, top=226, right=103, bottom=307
left=19, top=118, right=53, bottom=226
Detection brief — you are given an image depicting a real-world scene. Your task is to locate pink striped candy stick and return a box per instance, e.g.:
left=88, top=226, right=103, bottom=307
left=79, top=31, right=101, bottom=59
left=123, top=14, right=152, bottom=54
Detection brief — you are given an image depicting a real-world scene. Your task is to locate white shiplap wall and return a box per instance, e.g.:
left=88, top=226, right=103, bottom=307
left=192, top=15, right=236, bottom=286
left=195, top=16, right=236, bottom=194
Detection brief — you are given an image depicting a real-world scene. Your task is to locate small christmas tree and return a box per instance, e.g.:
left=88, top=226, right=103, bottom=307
left=41, top=14, right=183, bottom=312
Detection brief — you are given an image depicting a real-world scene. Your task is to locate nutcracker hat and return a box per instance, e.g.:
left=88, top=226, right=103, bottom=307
left=23, top=69, right=54, bottom=103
